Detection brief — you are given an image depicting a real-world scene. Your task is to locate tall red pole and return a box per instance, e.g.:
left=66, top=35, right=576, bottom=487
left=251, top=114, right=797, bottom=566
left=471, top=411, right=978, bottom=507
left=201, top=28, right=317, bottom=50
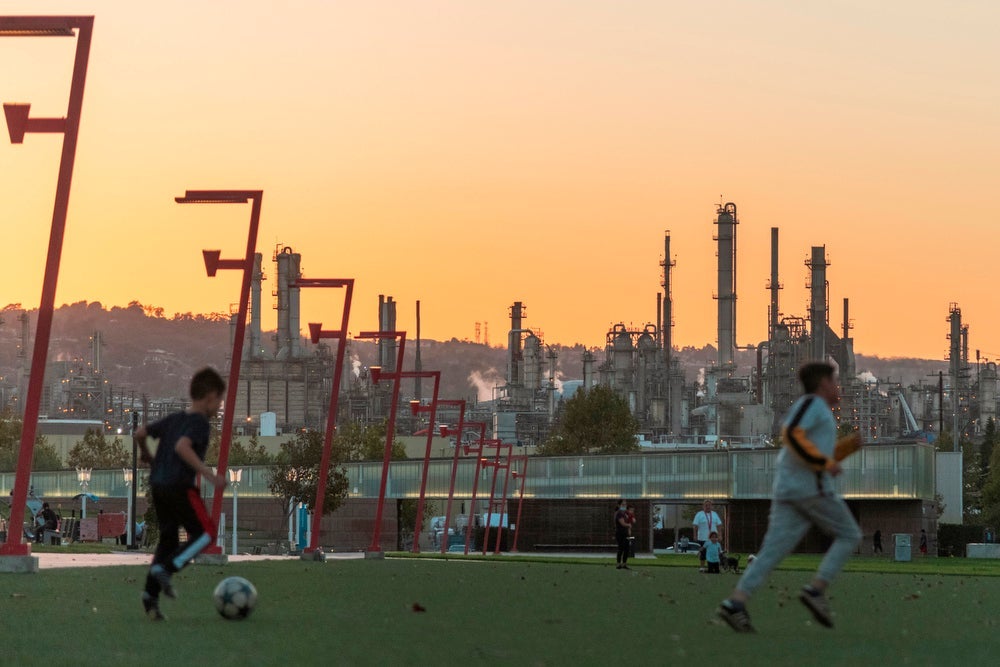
left=175, top=190, right=262, bottom=554
left=357, top=331, right=406, bottom=554
left=510, top=456, right=529, bottom=553
left=296, top=279, right=354, bottom=554
left=462, top=433, right=488, bottom=555
left=1, top=16, right=93, bottom=558
left=401, top=371, right=440, bottom=553
left=438, top=401, right=466, bottom=554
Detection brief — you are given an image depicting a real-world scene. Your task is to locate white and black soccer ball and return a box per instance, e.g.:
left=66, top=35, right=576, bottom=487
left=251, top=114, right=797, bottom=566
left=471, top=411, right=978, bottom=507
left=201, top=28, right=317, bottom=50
left=213, top=576, right=258, bottom=620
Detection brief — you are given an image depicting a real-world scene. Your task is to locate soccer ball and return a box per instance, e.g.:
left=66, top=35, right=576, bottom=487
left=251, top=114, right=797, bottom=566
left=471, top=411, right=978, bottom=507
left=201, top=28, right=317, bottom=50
left=213, top=576, right=257, bottom=620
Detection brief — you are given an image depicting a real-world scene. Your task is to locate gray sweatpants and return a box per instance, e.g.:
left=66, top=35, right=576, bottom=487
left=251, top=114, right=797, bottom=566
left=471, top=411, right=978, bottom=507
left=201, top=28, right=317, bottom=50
left=736, top=494, right=861, bottom=596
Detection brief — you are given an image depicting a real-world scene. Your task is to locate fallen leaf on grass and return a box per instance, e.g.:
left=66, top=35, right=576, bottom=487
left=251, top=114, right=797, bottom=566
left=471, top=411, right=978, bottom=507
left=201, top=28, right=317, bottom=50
left=412, top=602, right=427, bottom=612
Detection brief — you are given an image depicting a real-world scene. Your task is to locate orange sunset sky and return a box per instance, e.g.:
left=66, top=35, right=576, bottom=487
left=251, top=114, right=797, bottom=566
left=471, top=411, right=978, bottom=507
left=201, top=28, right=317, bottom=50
left=1, top=2, right=998, bottom=362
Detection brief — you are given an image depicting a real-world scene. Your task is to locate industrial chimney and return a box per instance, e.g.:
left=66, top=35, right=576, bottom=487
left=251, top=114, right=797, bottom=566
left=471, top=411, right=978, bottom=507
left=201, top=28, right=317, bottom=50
left=807, top=246, right=829, bottom=362
left=714, top=203, right=738, bottom=367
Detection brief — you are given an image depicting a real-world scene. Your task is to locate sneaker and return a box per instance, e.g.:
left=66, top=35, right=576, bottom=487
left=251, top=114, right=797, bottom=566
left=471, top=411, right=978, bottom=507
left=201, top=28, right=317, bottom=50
left=717, top=600, right=755, bottom=633
left=142, top=593, right=165, bottom=621
left=799, top=586, right=833, bottom=628
left=150, top=564, right=176, bottom=599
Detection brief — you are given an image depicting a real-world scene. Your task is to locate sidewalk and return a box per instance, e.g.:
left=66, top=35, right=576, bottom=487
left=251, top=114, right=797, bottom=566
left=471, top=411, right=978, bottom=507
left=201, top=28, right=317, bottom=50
left=34, top=551, right=365, bottom=569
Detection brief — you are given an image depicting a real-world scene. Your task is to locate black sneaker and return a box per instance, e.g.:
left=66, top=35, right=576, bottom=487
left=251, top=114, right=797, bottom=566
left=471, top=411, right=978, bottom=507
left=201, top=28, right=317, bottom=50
left=150, top=565, right=176, bottom=599
left=142, top=593, right=165, bottom=621
left=799, top=586, right=833, bottom=628
left=718, top=600, right=755, bottom=633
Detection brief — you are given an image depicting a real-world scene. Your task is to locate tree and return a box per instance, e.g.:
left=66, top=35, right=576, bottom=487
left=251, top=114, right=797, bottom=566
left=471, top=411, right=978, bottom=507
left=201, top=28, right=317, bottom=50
left=343, top=420, right=405, bottom=461
left=980, top=442, right=1000, bottom=532
left=229, top=434, right=273, bottom=466
left=67, top=428, right=130, bottom=469
left=267, top=430, right=349, bottom=518
left=538, top=385, right=640, bottom=455
left=981, top=418, right=997, bottom=484
left=0, top=410, right=63, bottom=471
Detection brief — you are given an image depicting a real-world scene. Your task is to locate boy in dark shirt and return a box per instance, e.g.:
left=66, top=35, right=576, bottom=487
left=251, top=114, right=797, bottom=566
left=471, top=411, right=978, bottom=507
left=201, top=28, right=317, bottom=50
left=135, top=368, right=227, bottom=620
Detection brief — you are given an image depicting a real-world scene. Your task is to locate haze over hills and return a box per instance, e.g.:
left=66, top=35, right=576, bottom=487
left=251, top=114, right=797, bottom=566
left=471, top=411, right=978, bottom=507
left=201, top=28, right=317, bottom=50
left=0, top=301, right=948, bottom=405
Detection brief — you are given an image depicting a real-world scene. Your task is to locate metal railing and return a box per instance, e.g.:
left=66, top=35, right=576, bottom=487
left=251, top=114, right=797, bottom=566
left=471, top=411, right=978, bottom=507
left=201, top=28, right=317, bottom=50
left=0, top=442, right=936, bottom=504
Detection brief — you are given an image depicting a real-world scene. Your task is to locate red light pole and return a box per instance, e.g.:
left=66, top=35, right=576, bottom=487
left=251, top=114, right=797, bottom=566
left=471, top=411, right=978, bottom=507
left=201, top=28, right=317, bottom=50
left=481, top=441, right=513, bottom=555
left=295, top=278, right=354, bottom=557
left=0, top=16, right=94, bottom=563
left=434, top=401, right=467, bottom=553
left=402, top=371, right=440, bottom=553
left=459, top=424, right=490, bottom=555
left=175, top=190, right=262, bottom=555
left=509, top=455, right=529, bottom=553
left=356, top=330, right=406, bottom=556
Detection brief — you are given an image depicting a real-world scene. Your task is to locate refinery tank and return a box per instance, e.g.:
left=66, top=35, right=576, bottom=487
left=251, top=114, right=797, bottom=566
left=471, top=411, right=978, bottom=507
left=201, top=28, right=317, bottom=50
left=612, top=327, right=634, bottom=389
left=523, top=334, right=542, bottom=390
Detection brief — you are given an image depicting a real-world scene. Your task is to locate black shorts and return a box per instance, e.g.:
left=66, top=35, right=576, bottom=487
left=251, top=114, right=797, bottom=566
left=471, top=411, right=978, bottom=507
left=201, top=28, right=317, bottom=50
left=707, top=562, right=720, bottom=573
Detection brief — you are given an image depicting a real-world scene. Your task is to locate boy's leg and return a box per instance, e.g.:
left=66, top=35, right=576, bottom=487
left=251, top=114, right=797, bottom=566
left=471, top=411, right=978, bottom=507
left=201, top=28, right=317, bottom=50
left=732, top=499, right=811, bottom=598
left=718, top=500, right=811, bottom=633
left=800, top=495, right=862, bottom=587
left=794, top=495, right=861, bottom=628
left=145, top=487, right=179, bottom=608
left=168, top=488, right=217, bottom=573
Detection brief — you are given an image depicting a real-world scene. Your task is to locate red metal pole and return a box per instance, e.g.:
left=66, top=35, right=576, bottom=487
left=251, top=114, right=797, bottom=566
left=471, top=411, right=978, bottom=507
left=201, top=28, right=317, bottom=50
left=176, top=191, right=262, bottom=554
left=510, top=456, right=529, bottom=552
left=462, top=433, right=486, bottom=555
left=361, top=331, right=406, bottom=554
left=298, top=279, right=354, bottom=553
left=494, top=445, right=512, bottom=555
left=439, top=402, right=466, bottom=554
left=403, top=371, right=440, bottom=553
left=1, top=16, right=93, bottom=557
left=481, top=440, right=504, bottom=556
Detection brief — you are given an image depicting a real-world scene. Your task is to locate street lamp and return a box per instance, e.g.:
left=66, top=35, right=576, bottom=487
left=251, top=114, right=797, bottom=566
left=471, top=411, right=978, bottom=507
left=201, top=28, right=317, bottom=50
left=175, top=189, right=262, bottom=556
left=76, top=467, right=92, bottom=519
left=0, top=15, right=94, bottom=560
left=122, top=467, right=133, bottom=547
left=355, top=330, right=407, bottom=556
left=229, top=468, right=242, bottom=556
left=295, top=277, right=355, bottom=557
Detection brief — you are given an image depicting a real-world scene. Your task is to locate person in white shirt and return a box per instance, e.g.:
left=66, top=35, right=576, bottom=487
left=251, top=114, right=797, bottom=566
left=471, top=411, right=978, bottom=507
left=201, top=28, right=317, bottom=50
left=693, top=499, right=722, bottom=570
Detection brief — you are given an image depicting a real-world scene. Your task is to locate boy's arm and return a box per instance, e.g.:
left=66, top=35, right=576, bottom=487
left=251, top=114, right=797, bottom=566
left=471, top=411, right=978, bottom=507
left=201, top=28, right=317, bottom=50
left=133, top=426, right=154, bottom=465
left=834, top=432, right=862, bottom=461
left=175, top=437, right=227, bottom=489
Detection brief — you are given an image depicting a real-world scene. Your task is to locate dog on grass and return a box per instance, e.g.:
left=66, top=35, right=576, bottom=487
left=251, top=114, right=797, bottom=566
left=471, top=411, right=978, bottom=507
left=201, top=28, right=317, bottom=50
left=720, top=553, right=741, bottom=574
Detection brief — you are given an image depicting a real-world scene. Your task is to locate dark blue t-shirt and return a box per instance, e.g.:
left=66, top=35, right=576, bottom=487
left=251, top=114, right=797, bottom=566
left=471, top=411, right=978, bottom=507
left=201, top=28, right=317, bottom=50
left=147, top=411, right=211, bottom=488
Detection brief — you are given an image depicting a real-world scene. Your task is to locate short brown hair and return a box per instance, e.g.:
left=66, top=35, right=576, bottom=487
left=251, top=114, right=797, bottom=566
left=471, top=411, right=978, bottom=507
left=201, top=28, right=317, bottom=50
left=798, top=362, right=836, bottom=394
left=190, top=367, right=225, bottom=400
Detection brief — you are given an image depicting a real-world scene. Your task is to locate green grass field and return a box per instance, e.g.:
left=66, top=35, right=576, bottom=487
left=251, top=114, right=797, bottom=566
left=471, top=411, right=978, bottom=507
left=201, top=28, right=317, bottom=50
left=2, top=554, right=999, bottom=666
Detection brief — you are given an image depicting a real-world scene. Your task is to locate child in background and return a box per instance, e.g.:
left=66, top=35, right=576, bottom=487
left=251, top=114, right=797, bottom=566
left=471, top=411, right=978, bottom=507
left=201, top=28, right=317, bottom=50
left=704, top=531, right=723, bottom=573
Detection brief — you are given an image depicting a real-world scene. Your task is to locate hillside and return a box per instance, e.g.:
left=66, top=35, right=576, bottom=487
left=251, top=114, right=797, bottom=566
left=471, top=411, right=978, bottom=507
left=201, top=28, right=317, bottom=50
left=0, top=301, right=947, bottom=403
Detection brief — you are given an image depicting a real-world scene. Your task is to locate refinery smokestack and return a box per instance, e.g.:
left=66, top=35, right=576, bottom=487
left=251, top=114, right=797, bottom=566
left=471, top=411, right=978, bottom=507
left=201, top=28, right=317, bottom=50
left=769, top=227, right=780, bottom=340
left=378, top=295, right=397, bottom=370
left=250, top=252, right=263, bottom=358
left=661, top=231, right=674, bottom=367
left=714, top=203, right=738, bottom=367
left=508, top=301, right=524, bottom=385
left=275, top=246, right=294, bottom=359
left=807, top=246, right=829, bottom=362
left=289, top=251, right=302, bottom=358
